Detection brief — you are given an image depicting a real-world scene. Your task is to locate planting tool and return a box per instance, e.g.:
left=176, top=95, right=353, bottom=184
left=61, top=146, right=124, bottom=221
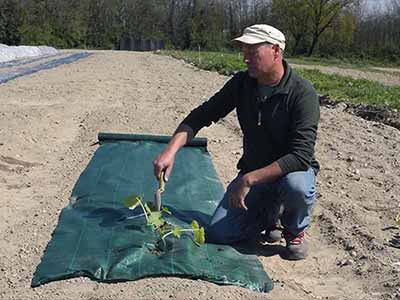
left=154, top=171, right=165, bottom=211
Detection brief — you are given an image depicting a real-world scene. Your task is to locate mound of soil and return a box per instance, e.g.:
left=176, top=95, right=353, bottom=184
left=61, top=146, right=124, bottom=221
left=319, top=94, right=400, bottom=130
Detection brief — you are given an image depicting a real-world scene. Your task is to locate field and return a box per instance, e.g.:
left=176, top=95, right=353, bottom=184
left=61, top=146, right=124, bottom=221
left=161, top=50, right=400, bottom=110
left=0, top=50, right=399, bottom=300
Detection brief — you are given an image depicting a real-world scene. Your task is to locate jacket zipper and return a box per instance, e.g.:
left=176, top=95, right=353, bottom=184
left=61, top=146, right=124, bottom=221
left=257, top=110, right=262, bottom=126
left=257, top=95, right=267, bottom=126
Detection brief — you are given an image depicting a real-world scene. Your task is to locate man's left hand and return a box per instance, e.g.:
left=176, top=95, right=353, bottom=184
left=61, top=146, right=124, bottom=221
left=228, top=177, right=251, bottom=210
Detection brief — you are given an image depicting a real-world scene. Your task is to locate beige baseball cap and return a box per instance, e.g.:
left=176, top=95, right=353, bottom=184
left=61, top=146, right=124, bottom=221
left=233, top=24, right=286, bottom=51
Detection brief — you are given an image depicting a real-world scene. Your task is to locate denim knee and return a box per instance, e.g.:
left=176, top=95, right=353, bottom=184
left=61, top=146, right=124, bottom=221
left=277, top=169, right=316, bottom=209
left=276, top=169, right=316, bottom=233
left=206, top=222, right=227, bottom=244
left=206, top=218, right=239, bottom=244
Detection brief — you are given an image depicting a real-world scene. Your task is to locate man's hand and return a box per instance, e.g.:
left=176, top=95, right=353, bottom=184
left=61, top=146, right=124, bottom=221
left=153, top=150, right=175, bottom=182
left=228, top=176, right=251, bottom=210
left=153, top=124, right=194, bottom=181
left=227, top=162, right=284, bottom=210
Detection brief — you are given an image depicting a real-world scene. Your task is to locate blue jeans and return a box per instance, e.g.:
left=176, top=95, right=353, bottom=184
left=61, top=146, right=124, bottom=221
left=207, top=168, right=316, bottom=244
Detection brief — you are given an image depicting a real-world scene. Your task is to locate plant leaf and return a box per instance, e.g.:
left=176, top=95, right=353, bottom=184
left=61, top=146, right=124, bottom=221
left=159, top=223, right=172, bottom=236
left=396, top=211, right=400, bottom=225
left=162, top=206, right=172, bottom=215
left=172, top=226, right=182, bottom=238
left=148, top=211, right=165, bottom=228
left=194, top=226, right=205, bottom=245
left=123, top=195, right=142, bottom=210
left=191, top=220, right=200, bottom=231
left=146, top=201, right=157, bottom=212
left=191, top=220, right=205, bottom=245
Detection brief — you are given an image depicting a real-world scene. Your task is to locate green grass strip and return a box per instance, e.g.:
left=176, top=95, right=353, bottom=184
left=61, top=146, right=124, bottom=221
left=296, top=69, right=400, bottom=110
left=285, top=56, right=400, bottom=69
left=159, top=50, right=400, bottom=110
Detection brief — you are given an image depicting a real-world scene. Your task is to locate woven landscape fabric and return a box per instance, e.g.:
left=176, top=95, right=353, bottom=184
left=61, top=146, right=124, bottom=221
left=0, top=52, right=91, bottom=84
left=32, top=132, right=273, bottom=292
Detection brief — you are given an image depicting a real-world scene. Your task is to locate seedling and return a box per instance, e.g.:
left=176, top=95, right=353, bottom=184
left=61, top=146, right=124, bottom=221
left=161, top=220, right=206, bottom=245
left=123, top=195, right=205, bottom=250
left=396, top=211, right=400, bottom=226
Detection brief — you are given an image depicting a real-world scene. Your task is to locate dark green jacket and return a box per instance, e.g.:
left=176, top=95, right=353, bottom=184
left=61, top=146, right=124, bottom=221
left=182, top=61, right=320, bottom=175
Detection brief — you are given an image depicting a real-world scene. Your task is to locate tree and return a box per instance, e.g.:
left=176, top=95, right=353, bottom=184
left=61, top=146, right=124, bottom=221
left=86, top=0, right=121, bottom=49
left=18, top=0, right=57, bottom=46
left=190, top=0, right=225, bottom=50
left=271, top=0, right=310, bottom=55
left=305, top=0, right=357, bottom=56
left=318, top=11, right=357, bottom=56
left=0, top=0, right=22, bottom=45
left=352, top=0, right=400, bottom=60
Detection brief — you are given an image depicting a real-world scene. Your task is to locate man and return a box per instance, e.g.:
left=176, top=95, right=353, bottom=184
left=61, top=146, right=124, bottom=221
left=153, top=24, right=320, bottom=260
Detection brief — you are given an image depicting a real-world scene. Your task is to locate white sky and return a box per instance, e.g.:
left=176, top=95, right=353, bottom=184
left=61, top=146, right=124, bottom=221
left=365, top=0, right=392, bottom=11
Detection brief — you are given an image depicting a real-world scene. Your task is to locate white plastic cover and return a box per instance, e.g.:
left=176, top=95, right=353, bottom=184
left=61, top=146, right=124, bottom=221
left=0, top=44, right=58, bottom=63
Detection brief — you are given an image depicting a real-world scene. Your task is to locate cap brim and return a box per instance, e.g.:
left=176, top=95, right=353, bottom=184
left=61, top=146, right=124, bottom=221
left=232, top=35, right=266, bottom=45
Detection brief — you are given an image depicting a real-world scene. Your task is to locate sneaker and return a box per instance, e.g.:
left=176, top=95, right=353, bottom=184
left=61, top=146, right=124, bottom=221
left=260, top=224, right=283, bottom=244
left=283, top=231, right=308, bottom=260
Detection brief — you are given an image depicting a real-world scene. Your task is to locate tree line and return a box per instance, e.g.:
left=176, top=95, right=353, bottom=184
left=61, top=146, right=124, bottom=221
left=0, top=0, right=399, bottom=60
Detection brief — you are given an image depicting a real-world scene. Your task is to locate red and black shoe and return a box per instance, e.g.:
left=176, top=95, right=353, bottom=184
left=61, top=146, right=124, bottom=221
left=283, top=231, right=308, bottom=260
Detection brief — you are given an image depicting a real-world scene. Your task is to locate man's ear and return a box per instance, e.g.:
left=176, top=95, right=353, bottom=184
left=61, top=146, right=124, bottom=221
left=273, top=44, right=281, bottom=59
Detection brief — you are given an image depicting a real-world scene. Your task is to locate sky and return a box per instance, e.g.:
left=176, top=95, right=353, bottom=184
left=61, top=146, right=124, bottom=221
left=365, top=0, right=392, bottom=12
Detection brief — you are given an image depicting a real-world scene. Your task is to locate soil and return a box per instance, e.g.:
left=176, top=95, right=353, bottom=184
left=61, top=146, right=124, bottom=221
left=1, top=50, right=399, bottom=300
left=319, top=95, right=400, bottom=131
left=372, top=67, right=400, bottom=74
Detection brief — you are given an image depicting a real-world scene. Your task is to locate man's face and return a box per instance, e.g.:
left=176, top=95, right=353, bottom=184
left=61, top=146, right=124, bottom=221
left=241, top=43, right=279, bottom=78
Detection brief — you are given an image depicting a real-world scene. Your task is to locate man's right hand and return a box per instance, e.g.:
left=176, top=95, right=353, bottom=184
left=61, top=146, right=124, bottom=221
left=152, top=124, right=194, bottom=182
left=153, top=150, right=175, bottom=182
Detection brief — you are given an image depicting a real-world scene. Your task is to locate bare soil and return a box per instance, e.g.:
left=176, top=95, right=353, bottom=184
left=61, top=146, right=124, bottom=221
left=1, top=50, right=399, bottom=300
left=372, top=67, right=400, bottom=74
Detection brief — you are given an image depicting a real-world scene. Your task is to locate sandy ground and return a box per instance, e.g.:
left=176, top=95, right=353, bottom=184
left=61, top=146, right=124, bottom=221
left=1, top=50, right=399, bottom=300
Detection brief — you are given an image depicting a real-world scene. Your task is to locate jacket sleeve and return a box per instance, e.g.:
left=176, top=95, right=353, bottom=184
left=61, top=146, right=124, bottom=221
left=277, top=82, right=320, bottom=173
left=180, top=73, right=242, bottom=136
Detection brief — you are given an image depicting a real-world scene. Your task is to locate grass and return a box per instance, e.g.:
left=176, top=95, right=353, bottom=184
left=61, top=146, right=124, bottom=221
left=285, top=56, right=400, bottom=70
left=296, top=69, right=400, bottom=110
left=159, top=50, right=400, bottom=110
left=161, top=50, right=244, bottom=75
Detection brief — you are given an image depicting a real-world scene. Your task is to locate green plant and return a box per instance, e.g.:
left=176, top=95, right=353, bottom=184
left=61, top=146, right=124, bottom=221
left=123, top=195, right=205, bottom=249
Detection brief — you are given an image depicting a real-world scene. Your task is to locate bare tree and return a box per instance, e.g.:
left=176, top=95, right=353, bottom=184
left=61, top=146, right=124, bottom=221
left=305, top=0, right=356, bottom=56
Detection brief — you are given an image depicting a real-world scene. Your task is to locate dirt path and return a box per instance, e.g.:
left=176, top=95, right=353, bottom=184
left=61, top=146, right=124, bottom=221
left=291, top=63, right=400, bottom=86
left=372, top=67, right=400, bottom=74
left=1, top=51, right=399, bottom=300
